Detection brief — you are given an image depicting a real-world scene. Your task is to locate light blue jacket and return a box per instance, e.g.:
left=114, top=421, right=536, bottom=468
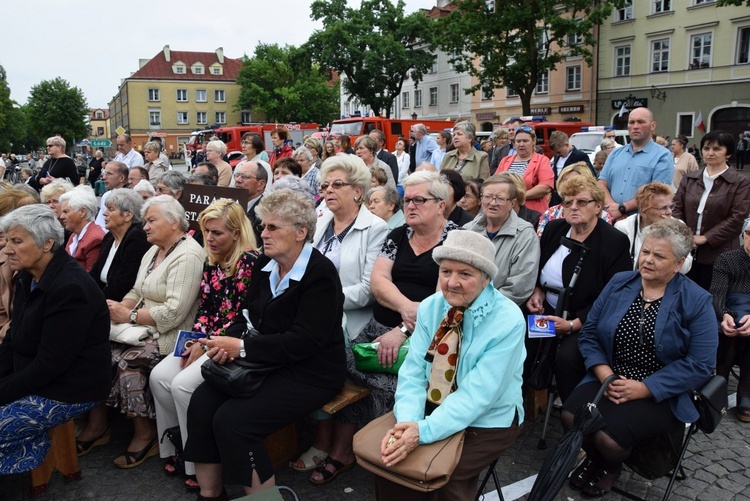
left=394, top=284, right=525, bottom=444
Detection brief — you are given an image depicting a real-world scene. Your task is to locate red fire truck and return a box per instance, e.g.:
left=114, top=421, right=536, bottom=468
left=186, top=123, right=320, bottom=155
left=328, top=116, right=451, bottom=152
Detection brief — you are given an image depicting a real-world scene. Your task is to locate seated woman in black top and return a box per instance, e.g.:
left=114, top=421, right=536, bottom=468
left=0, top=205, right=110, bottom=474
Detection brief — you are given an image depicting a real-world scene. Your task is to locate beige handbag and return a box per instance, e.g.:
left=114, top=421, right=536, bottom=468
left=353, top=411, right=465, bottom=492
left=109, top=322, right=153, bottom=346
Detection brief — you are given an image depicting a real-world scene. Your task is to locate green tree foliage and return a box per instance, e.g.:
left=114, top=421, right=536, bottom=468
left=306, top=0, right=434, bottom=118
left=236, top=44, right=340, bottom=125
left=26, top=77, right=89, bottom=152
left=717, top=0, right=750, bottom=5
left=434, top=0, right=617, bottom=116
left=0, top=65, right=32, bottom=153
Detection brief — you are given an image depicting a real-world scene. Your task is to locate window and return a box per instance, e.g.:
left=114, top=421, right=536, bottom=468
left=482, top=86, right=493, bottom=100
left=192, top=65, right=204, bottom=75
left=430, top=55, right=438, bottom=74
left=214, top=90, right=225, bottom=102
left=196, top=89, right=207, bottom=102
left=97, top=127, right=104, bottom=136
left=95, top=111, right=103, bottom=119
left=196, top=111, right=207, bottom=125
left=175, top=65, right=185, bottom=74
left=402, top=91, right=410, bottom=109
left=678, top=114, right=694, bottom=137
left=213, top=68, right=221, bottom=75
left=449, top=51, right=460, bottom=70
left=148, top=88, right=160, bottom=101
left=429, top=87, right=438, bottom=106
left=739, top=27, right=750, bottom=64
left=241, top=111, right=252, bottom=123
left=344, top=102, right=350, bottom=115
left=567, top=22, right=584, bottom=46
left=653, top=0, right=671, bottom=13
left=690, top=33, right=712, bottom=68
left=215, top=111, right=226, bottom=124
left=414, top=89, right=422, bottom=107
left=565, top=66, right=581, bottom=91
left=450, top=83, right=460, bottom=103
left=176, top=89, right=188, bottom=102
left=177, top=111, right=189, bottom=125
left=506, top=87, right=518, bottom=98
left=694, top=0, right=714, bottom=4
left=615, top=45, right=631, bottom=76
left=616, top=1, right=633, bottom=21
left=536, top=71, right=549, bottom=94
left=149, top=111, right=161, bottom=126
left=651, top=39, right=670, bottom=73
left=537, top=29, right=550, bottom=54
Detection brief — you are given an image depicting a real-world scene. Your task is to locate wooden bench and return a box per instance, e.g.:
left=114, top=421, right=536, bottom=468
left=525, top=387, right=548, bottom=421
left=30, top=421, right=81, bottom=496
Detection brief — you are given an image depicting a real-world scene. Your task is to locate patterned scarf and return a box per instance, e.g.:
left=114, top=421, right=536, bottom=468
left=425, top=306, right=466, bottom=406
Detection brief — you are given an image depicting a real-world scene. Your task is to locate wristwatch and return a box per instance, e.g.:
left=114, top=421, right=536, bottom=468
left=398, top=323, right=412, bottom=338
left=618, top=204, right=627, bottom=215
left=239, top=341, right=246, bottom=358
left=129, top=309, right=138, bottom=325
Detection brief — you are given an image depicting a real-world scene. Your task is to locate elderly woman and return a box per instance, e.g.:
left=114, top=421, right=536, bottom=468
left=33, top=136, right=78, bottom=189
left=464, top=175, right=540, bottom=306
left=0, top=205, right=110, bottom=474
left=564, top=219, right=717, bottom=497
left=295, top=146, right=319, bottom=195
left=310, top=171, right=461, bottom=485
left=59, top=185, right=105, bottom=272
left=40, top=178, right=75, bottom=242
left=304, top=138, right=323, bottom=170
left=497, top=126, right=555, bottom=213
left=156, top=171, right=187, bottom=201
left=527, top=176, right=631, bottom=402
left=458, top=178, right=482, bottom=218
left=711, top=222, right=750, bottom=423
left=151, top=199, right=259, bottom=486
left=615, top=182, right=692, bottom=274
left=289, top=155, right=390, bottom=472
left=89, top=150, right=105, bottom=188
left=355, top=136, right=397, bottom=190
left=376, top=230, right=525, bottom=500
left=367, top=185, right=405, bottom=229
left=89, top=188, right=150, bottom=301
left=75, top=196, right=205, bottom=467
left=143, top=141, right=169, bottom=180
left=204, top=140, right=232, bottom=186
left=183, top=188, right=346, bottom=498
left=440, top=122, right=489, bottom=181
left=671, top=135, right=699, bottom=188
left=133, top=179, right=156, bottom=201
left=673, top=131, right=750, bottom=291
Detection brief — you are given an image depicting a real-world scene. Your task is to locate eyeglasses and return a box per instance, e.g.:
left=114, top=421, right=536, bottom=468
left=481, top=194, right=511, bottom=205
left=234, top=173, right=258, bottom=180
left=46, top=144, right=58, bottom=148
left=403, top=196, right=439, bottom=206
left=515, top=125, right=534, bottom=133
left=648, top=203, right=675, bottom=213
left=562, top=199, right=596, bottom=208
left=241, top=140, right=253, bottom=145
left=319, top=180, right=352, bottom=192
left=259, top=222, right=294, bottom=232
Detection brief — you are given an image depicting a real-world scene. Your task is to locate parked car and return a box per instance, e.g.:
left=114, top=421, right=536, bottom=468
left=570, top=128, right=630, bottom=163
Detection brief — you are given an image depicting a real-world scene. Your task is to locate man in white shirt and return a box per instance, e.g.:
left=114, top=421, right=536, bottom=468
left=113, top=134, right=145, bottom=169
left=95, top=161, right=129, bottom=230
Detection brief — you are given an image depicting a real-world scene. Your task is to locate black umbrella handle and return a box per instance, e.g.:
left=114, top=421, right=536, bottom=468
left=592, top=373, right=620, bottom=406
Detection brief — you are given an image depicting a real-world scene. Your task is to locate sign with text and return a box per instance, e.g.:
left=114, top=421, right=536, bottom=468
left=611, top=98, right=648, bottom=110
left=559, top=105, right=584, bottom=114
left=475, top=112, right=497, bottom=120
left=91, top=139, right=112, bottom=148
left=530, top=107, right=552, bottom=115
left=181, top=184, right=249, bottom=233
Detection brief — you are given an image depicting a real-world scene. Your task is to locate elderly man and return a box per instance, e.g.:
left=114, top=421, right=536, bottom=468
left=94, top=161, right=129, bottom=230
left=597, top=107, right=673, bottom=222
left=410, top=123, right=439, bottom=166
left=369, top=129, right=399, bottom=183
left=127, top=167, right=149, bottom=188
left=113, top=134, right=145, bottom=169
left=234, top=160, right=267, bottom=242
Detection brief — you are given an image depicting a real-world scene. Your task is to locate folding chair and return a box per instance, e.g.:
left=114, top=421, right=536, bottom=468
left=475, top=458, right=505, bottom=501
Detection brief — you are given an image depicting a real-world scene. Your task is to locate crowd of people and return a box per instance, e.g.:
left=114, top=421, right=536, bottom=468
left=0, top=108, right=748, bottom=500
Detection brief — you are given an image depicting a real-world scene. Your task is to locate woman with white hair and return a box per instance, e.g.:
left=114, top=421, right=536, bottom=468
left=133, top=179, right=156, bottom=201
left=59, top=185, right=105, bottom=272
left=295, top=145, right=319, bottom=195
left=143, top=141, right=169, bottom=180
left=204, top=140, right=232, bottom=186
left=155, top=171, right=187, bottom=200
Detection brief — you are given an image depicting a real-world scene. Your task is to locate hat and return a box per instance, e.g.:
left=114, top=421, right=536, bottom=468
left=433, top=230, right=498, bottom=278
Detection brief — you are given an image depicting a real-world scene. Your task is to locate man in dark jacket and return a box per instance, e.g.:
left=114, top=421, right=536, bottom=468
left=548, top=130, right=596, bottom=205
left=369, top=129, right=399, bottom=183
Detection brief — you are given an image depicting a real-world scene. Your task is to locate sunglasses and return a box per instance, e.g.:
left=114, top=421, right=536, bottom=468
left=259, top=222, right=294, bottom=232
left=319, top=180, right=352, bottom=192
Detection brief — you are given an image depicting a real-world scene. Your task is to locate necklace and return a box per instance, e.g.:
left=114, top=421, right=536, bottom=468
left=640, top=289, right=663, bottom=303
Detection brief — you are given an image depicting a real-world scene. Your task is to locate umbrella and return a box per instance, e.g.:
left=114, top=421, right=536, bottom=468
left=527, top=374, right=618, bottom=501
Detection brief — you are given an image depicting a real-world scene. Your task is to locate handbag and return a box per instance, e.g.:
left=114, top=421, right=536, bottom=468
left=352, top=339, right=410, bottom=374
left=160, top=426, right=184, bottom=476
left=353, top=411, right=465, bottom=492
left=109, top=322, right=153, bottom=346
left=692, top=374, right=727, bottom=434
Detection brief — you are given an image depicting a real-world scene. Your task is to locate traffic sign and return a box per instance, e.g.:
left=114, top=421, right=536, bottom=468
left=116, top=126, right=126, bottom=135
left=91, top=139, right=112, bottom=148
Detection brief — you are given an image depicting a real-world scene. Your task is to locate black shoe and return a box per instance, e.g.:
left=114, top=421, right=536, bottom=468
left=582, top=465, right=621, bottom=498
left=569, top=457, right=596, bottom=490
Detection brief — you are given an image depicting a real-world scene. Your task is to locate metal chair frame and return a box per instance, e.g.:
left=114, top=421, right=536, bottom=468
left=475, top=458, right=506, bottom=501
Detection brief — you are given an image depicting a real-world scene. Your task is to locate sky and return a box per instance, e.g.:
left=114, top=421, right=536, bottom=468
left=2, top=0, right=437, bottom=110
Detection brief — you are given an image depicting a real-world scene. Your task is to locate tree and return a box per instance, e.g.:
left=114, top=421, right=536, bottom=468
left=717, top=0, right=750, bottom=5
left=0, top=65, right=32, bottom=153
left=26, top=77, right=88, bottom=152
left=306, top=0, right=434, bottom=118
left=236, top=44, right=340, bottom=125
left=433, top=0, right=618, bottom=116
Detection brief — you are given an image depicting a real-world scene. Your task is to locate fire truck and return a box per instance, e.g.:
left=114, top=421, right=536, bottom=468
left=328, top=116, right=451, bottom=152
left=186, top=123, right=320, bottom=155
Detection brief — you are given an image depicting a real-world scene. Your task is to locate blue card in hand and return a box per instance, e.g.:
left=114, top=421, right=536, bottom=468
left=173, top=330, right=206, bottom=357
left=527, top=315, right=556, bottom=338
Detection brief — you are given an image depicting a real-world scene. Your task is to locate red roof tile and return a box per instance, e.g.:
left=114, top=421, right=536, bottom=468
left=130, top=48, right=242, bottom=81
left=89, top=108, right=110, bottom=119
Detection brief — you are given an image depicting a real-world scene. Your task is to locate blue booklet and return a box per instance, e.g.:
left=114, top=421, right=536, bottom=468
left=527, top=315, right=557, bottom=338
left=173, top=330, right=206, bottom=357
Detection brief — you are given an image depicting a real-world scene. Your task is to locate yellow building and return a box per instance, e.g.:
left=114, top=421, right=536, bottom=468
left=108, top=46, right=248, bottom=156
left=88, top=108, right=111, bottom=153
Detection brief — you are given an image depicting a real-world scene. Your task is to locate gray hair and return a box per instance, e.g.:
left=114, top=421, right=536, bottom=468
left=207, top=139, right=227, bottom=156
left=106, top=188, right=144, bottom=223
left=354, top=135, right=378, bottom=154
left=366, top=185, right=401, bottom=213
left=0, top=204, right=64, bottom=251
left=319, top=155, right=371, bottom=198
left=144, top=141, right=162, bottom=154
left=267, top=175, right=314, bottom=199
left=413, top=123, right=427, bottom=135
left=600, top=138, right=617, bottom=150
left=293, top=146, right=314, bottom=163
left=58, top=185, right=99, bottom=221
left=641, top=218, right=693, bottom=260
left=452, top=121, right=476, bottom=141
left=304, top=137, right=322, bottom=155
left=157, top=171, right=186, bottom=196
left=255, top=188, right=316, bottom=243
left=141, top=195, right=189, bottom=232
left=40, top=178, right=75, bottom=203
left=403, top=170, right=450, bottom=201
left=133, top=179, right=156, bottom=197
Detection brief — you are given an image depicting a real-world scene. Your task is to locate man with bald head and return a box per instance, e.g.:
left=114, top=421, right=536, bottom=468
left=114, top=134, right=145, bottom=169
left=95, top=161, right=130, bottom=230
left=234, top=160, right=267, bottom=242
left=597, top=107, right=673, bottom=222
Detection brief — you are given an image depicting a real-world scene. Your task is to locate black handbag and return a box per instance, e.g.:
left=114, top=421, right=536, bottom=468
left=692, top=374, right=727, bottom=433
left=160, top=426, right=184, bottom=476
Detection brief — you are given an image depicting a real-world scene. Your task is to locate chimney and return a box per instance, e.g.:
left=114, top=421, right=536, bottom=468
left=216, top=47, right=224, bottom=64
left=163, top=45, right=171, bottom=62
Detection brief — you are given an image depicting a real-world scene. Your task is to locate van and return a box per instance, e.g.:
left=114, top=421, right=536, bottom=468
left=569, top=128, right=631, bottom=163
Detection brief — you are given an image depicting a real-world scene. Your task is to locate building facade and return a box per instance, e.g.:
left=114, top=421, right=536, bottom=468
left=108, top=46, right=246, bottom=156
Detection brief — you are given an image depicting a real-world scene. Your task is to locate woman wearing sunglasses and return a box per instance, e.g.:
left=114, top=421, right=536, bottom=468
left=496, top=126, right=554, bottom=213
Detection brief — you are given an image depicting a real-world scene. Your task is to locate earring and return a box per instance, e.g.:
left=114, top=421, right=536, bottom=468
left=354, top=196, right=360, bottom=202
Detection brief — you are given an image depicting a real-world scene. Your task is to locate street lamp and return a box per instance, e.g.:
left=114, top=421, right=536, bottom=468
left=411, top=112, right=418, bottom=120
left=625, top=94, right=636, bottom=110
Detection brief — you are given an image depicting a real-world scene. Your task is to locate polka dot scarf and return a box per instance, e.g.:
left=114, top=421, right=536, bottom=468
left=425, top=306, right=466, bottom=406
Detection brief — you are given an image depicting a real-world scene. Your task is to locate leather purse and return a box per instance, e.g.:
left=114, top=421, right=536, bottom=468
left=109, top=322, right=153, bottom=346
left=353, top=411, right=465, bottom=492
left=692, top=374, right=727, bottom=434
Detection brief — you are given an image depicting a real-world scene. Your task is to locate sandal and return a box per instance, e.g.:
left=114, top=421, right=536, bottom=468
left=569, top=457, right=597, bottom=491
left=164, top=456, right=179, bottom=475
left=195, top=488, right=228, bottom=501
left=289, top=446, right=329, bottom=472
left=76, top=427, right=111, bottom=457
left=114, top=439, right=160, bottom=469
left=185, top=475, right=200, bottom=491
left=582, top=465, right=621, bottom=498
left=309, top=458, right=355, bottom=486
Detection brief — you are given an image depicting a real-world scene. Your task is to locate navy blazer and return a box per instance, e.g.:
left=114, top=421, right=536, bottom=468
left=578, top=271, right=717, bottom=424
